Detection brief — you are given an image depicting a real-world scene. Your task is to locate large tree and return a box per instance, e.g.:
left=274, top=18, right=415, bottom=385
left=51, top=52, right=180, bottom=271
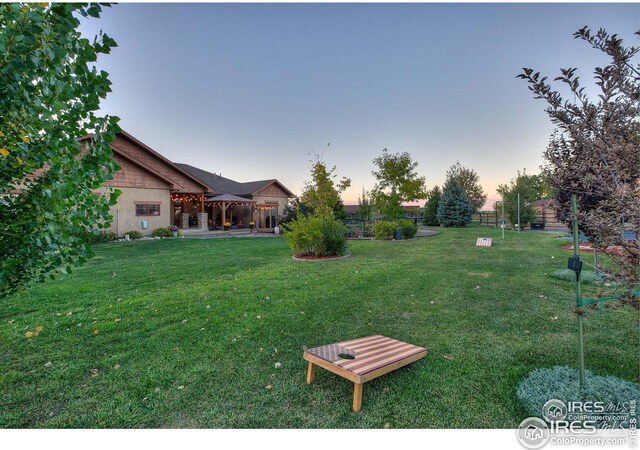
left=437, top=179, right=473, bottom=227
left=445, top=161, right=487, bottom=213
left=518, top=27, right=639, bottom=295
left=0, top=3, right=120, bottom=296
left=497, top=170, right=550, bottom=229
left=422, top=185, right=441, bottom=226
left=371, top=149, right=427, bottom=220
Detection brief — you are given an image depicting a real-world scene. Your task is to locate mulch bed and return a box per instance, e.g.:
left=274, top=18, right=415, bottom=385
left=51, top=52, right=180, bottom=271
left=292, top=252, right=352, bottom=262
left=560, top=242, right=626, bottom=258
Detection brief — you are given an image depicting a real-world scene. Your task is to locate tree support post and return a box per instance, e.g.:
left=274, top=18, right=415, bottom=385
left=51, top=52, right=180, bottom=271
left=572, top=194, right=585, bottom=388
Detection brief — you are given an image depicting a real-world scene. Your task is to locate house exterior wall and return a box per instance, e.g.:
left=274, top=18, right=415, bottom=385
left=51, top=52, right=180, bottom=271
left=110, top=134, right=208, bottom=193
left=252, top=184, right=292, bottom=216
left=108, top=153, right=172, bottom=190
left=98, top=186, right=170, bottom=236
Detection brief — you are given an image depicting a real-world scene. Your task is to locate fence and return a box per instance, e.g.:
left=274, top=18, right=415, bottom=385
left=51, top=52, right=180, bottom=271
left=474, top=208, right=565, bottom=230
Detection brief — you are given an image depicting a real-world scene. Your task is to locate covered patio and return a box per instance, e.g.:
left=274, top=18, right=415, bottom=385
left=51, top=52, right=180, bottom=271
left=205, top=194, right=279, bottom=231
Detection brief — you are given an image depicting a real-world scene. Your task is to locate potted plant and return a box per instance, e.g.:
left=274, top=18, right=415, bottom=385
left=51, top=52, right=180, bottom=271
left=170, top=226, right=179, bottom=237
left=249, top=221, right=255, bottom=230
left=224, top=221, right=231, bottom=231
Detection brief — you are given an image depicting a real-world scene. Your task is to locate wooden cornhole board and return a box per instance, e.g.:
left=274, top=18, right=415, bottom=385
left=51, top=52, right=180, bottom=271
left=476, top=237, right=492, bottom=247
left=303, top=335, right=427, bottom=412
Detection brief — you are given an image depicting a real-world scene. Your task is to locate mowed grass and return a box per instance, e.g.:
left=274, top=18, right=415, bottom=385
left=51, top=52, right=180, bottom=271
left=0, top=227, right=637, bottom=428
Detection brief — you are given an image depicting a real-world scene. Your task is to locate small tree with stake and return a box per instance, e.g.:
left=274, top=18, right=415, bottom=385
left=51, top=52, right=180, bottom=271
left=518, top=27, right=639, bottom=299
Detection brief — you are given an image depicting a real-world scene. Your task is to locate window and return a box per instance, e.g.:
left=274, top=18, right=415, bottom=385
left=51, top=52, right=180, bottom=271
left=136, top=203, right=161, bottom=216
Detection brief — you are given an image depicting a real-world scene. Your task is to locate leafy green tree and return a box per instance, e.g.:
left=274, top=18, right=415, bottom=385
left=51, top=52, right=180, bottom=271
left=0, top=3, right=120, bottom=296
left=356, top=187, right=373, bottom=234
left=286, top=151, right=350, bottom=257
left=422, top=185, right=441, bottom=226
left=437, top=179, right=473, bottom=227
left=371, top=149, right=427, bottom=220
left=497, top=170, right=550, bottom=228
left=279, top=197, right=312, bottom=226
left=333, top=200, right=347, bottom=221
left=445, top=161, right=487, bottom=213
left=300, top=151, right=351, bottom=219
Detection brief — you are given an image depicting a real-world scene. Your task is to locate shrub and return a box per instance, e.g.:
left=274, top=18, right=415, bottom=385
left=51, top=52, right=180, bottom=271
left=517, top=366, right=640, bottom=428
left=85, top=230, right=117, bottom=244
left=284, top=216, right=347, bottom=256
left=124, top=230, right=143, bottom=240
left=398, top=219, right=418, bottom=239
left=151, top=227, right=182, bottom=238
left=372, top=220, right=398, bottom=240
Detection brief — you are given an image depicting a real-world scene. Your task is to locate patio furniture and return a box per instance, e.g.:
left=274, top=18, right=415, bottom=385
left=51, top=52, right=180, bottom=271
left=303, top=335, right=427, bottom=412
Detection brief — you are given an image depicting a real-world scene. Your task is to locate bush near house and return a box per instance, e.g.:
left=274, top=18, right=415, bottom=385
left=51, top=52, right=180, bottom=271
left=124, top=231, right=143, bottom=240
left=151, top=227, right=182, bottom=238
left=85, top=231, right=117, bottom=244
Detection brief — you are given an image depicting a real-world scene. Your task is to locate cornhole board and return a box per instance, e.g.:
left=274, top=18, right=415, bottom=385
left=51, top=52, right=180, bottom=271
left=303, top=335, right=427, bottom=412
left=476, top=237, right=492, bottom=247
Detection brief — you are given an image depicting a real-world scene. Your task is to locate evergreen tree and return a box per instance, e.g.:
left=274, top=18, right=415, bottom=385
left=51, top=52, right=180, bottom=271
left=437, top=179, right=473, bottom=227
left=422, top=186, right=441, bottom=226
left=445, top=161, right=487, bottom=213
left=356, top=187, right=373, bottom=234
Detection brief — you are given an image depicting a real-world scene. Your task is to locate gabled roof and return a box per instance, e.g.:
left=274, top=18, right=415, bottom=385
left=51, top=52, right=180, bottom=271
left=81, top=131, right=214, bottom=193
left=242, top=179, right=295, bottom=197
left=176, top=163, right=250, bottom=196
left=176, top=163, right=294, bottom=198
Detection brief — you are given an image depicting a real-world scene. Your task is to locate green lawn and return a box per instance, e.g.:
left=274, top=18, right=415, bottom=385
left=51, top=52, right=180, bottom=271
left=1, top=227, right=637, bottom=428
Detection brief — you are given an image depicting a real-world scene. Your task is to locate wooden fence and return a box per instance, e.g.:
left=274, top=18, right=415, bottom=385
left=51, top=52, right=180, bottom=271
left=474, top=209, right=565, bottom=230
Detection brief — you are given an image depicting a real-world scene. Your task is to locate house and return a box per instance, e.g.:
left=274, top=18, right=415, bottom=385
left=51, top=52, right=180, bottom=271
left=176, top=163, right=294, bottom=231
left=85, top=130, right=293, bottom=235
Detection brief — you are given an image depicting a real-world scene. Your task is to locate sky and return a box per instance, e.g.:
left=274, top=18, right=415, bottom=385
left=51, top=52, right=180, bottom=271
left=79, top=2, right=639, bottom=208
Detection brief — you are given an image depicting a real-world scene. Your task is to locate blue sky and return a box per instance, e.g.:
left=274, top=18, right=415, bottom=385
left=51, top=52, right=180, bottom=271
left=79, top=3, right=638, bottom=207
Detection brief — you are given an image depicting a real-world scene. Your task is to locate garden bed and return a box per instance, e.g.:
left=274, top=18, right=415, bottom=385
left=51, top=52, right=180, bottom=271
left=292, top=251, right=352, bottom=261
left=560, top=242, right=625, bottom=257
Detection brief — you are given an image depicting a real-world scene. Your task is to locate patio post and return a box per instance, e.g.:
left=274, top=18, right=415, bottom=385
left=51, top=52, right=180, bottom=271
left=221, top=202, right=226, bottom=226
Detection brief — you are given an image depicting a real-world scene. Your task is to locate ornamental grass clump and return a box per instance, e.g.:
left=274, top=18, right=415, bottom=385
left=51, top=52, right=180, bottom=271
left=517, top=366, right=640, bottom=428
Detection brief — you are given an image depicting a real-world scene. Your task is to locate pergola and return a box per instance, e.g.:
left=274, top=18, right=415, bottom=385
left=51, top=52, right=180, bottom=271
left=205, top=194, right=255, bottom=226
